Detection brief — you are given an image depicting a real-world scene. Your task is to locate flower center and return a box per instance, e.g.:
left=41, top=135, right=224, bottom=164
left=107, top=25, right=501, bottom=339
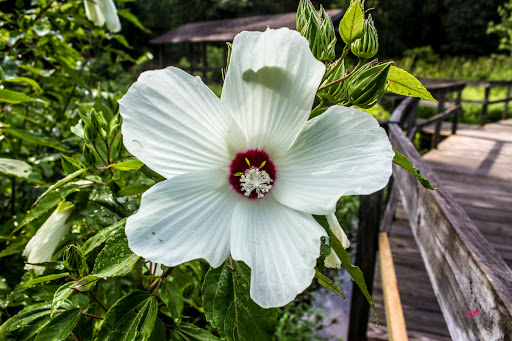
left=229, top=149, right=276, bottom=199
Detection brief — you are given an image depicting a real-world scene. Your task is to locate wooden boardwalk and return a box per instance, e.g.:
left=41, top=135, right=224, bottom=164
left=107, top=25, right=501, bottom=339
left=366, top=119, right=512, bottom=340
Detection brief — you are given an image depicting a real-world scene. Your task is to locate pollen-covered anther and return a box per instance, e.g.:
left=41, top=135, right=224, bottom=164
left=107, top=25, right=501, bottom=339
left=240, top=167, right=273, bottom=198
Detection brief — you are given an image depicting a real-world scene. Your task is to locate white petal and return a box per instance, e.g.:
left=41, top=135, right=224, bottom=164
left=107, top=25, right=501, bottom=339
left=24, top=202, right=75, bottom=275
left=99, top=0, right=121, bottom=33
left=84, top=0, right=105, bottom=27
left=273, top=106, right=394, bottom=215
left=126, top=169, right=239, bottom=268
left=221, top=28, right=325, bottom=157
left=231, top=196, right=326, bottom=308
left=324, top=213, right=350, bottom=269
left=119, top=67, right=246, bottom=179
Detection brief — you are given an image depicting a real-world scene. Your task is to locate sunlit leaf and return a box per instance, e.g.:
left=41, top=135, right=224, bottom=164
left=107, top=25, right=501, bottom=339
left=0, top=89, right=35, bottom=103
left=0, top=158, right=45, bottom=185
left=107, top=159, right=144, bottom=171
left=387, top=66, right=436, bottom=101
left=4, top=77, right=42, bottom=93
left=339, top=0, right=364, bottom=44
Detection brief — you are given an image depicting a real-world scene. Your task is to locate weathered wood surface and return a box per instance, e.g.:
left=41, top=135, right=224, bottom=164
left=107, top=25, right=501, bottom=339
left=378, top=232, right=408, bottom=341
left=423, top=119, right=512, bottom=268
left=387, top=117, right=512, bottom=340
left=367, top=204, right=451, bottom=341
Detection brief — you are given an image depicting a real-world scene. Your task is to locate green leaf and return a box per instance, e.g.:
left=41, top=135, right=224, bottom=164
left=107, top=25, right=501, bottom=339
left=94, top=291, right=158, bottom=341
left=118, top=9, right=151, bottom=32
left=149, top=318, right=166, bottom=341
left=386, top=66, right=436, bottom=101
left=107, top=159, right=144, bottom=171
left=314, top=268, right=345, bottom=298
left=51, top=281, right=75, bottom=316
left=20, top=273, right=70, bottom=288
left=117, top=184, right=151, bottom=196
left=178, top=323, right=221, bottom=341
left=35, top=308, right=81, bottom=341
left=1, top=128, right=67, bottom=152
left=72, top=275, right=99, bottom=292
left=0, top=301, right=58, bottom=341
left=4, top=77, right=42, bottom=93
left=33, top=169, right=87, bottom=206
left=0, top=89, right=35, bottom=103
left=12, top=183, right=78, bottom=235
left=321, top=221, right=378, bottom=325
left=393, top=150, right=436, bottom=190
left=158, top=280, right=184, bottom=326
left=91, top=228, right=140, bottom=278
left=339, top=0, right=364, bottom=44
left=0, top=158, right=45, bottom=184
left=202, top=258, right=278, bottom=341
left=82, top=219, right=126, bottom=255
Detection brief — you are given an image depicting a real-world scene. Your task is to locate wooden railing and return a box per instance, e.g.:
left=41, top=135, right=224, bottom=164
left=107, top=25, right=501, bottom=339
left=419, top=78, right=512, bottom=126
left=349, top=97, right=512, bottom=340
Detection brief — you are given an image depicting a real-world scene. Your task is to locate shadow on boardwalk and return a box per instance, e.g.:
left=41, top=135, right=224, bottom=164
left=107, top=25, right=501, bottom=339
left=367, top=119, right=512, bottom=340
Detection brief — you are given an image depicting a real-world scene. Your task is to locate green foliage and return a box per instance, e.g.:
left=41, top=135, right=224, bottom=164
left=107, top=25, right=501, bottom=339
left=202, top=259, right=278, bottom=341
left=392, top=151, right=436, bottom=190
left=488, top=0, right=512, bottom=55
left=34, top=308, right=81, bottom=341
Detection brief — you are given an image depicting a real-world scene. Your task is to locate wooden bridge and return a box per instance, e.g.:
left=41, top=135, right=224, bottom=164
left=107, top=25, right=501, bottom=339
left=347, top=95, right=512, bottom=340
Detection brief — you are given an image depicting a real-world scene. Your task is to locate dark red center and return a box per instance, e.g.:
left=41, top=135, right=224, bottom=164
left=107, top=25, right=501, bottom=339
left=228, top=149, right=277, bottom=199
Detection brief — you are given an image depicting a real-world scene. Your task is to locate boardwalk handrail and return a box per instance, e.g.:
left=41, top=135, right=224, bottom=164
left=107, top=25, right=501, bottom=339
left=387, top=96, right=512, bottom=339
left=419, top=78, right=512, bottom=126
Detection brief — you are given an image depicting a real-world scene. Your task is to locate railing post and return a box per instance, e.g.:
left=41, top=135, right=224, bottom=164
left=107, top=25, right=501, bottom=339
left=202, top=42, right=208, bottom=80
left=504, top=83, right=511, bottom=120
left=480, top=85, right=491, bottom=126
left=452, top=88, right=462, bottom=135
left=432, top=92, right=445, bottom=149
left=348, top=190, right=384, bottom=341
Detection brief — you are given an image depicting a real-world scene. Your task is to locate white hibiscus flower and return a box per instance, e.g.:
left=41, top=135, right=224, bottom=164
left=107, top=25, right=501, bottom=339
left=118, top=28, right=393, bottom=308
left=84, top=0, right=121, bottom=33
left=23, top=201, right=75, bottom=275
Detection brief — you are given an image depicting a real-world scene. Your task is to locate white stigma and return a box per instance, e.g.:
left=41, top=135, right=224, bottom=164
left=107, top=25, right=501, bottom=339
left=240, top=167, right=273, bottom=198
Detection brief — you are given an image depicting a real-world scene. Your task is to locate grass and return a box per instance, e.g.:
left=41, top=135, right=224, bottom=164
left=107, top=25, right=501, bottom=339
left=393, top=53, right=512, bottom=125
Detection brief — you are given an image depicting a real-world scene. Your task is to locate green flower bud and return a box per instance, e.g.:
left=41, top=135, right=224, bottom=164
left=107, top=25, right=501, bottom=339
left=90, top=109, right=108, bottom=130
left=83, top=144, right=99, bottom=166
left=347, top=61, right=392, bottom=109
left=84, top=123, right=98, bottom=141
left=296, top=1, right=337, bottom=62
left=352, top=15, right=379, bottom=59
left=109, top=133, right=123, bottom=162
left=318, top=60, right=350, bottom=105
left=63, top=244, right=89, bottom=278
left=60, top=154, right=81, bottom=175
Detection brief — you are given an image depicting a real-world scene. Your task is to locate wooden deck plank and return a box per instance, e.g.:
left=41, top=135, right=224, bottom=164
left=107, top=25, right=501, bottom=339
left=367, top=205, right=451, bottom=341
left=367, top=118, right=512, bottom=340
left=423, top=119, right=512, bottom=269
